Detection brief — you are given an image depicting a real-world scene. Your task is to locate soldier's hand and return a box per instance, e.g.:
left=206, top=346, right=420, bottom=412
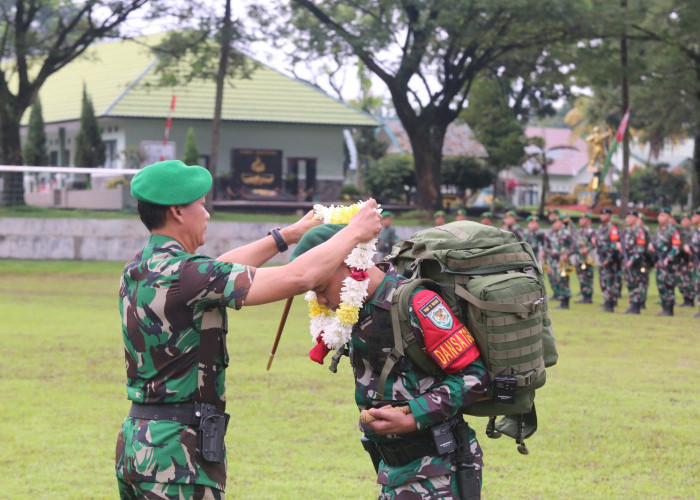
left=284, top=210, right=321, bottom=244
left=348, top=199, right=382, bottom=242
left=365, top=405, right=417, bottom=435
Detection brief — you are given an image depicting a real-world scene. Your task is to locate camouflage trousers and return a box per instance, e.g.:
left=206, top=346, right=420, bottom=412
left=625, top=265, right=646, bottom=306
left=576, top=264, right=594, bottom=298
left=379, top=472, right=467, bottom=499
left=640, top=267, right=650, bottom=303
left=655, top=263, right=677, bottom=305
left=118, top=479, right=223, bottom=500
left=676, top=262, right=696, bottom=300
left=598, top=263, right=621, bottom=302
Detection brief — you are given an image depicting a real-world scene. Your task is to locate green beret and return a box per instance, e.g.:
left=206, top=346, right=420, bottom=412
left=290, top=224, right=344, bottom=262
left=639, top=212, right=646, bottom=220
left=506, top=210, right=517, bottom=217
left=558, top=214, right=568, bottom=222
left=526, top=215, right=538, bottom=222
left=695, top=208, right=700, bottom=215
left=434, top=210, right=446, bottom=218
left=131, top=160, right=212, bottom=205
left=660, top=207, right=671, bottom=214
left=551, top=209, right=560, bottom=215
left=382, top=211, right=394, bottom=218
left=580, top=213, right=591, bottom=219
left=457, top=208, right=467, bottom=215
left=481, top=211, right=493, bottom=218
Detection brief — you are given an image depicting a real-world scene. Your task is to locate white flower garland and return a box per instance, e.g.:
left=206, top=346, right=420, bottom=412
left=306, top=201, right=379, bottom=350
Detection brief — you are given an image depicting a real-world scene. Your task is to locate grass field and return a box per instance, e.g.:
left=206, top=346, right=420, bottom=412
left=0, top=259, right=698, bottom=499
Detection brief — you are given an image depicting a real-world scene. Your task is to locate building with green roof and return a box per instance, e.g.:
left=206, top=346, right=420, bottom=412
left=21, top=33, right=379, bottom=202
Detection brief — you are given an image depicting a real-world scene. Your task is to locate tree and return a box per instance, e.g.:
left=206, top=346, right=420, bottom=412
left=626, top=163, right=689, bottom=207
left=441, top=156, right=493, bottom=195
left=262, top=0, right=590, bottom=211
left=523, top=137, right=578, bottom=217
left=182, top=127, right=200, bottom=166
left=74, top=85, right=106, bottom=168
left=461, top=78, right=528, bottom=202
left=362, top=154, right=415, bottom=204
left=148, top=0, right=257, bottom=211
left=0, top=0, right=155, bottom=206
left=23, top=98, right=49, bottom=166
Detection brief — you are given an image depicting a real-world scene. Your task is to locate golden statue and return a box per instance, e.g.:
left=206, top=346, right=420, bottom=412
left=585, top=126, right=612, bottom=172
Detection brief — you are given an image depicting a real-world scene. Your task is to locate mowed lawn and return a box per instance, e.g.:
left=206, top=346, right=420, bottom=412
left=0, top=259, right=698, bottom=500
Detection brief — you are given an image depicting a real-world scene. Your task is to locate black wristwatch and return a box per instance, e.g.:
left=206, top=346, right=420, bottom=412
left=268, top=227, right=288, bottom=253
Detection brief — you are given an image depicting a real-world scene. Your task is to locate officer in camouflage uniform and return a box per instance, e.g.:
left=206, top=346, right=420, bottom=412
left=677, top=213, right=696, bottom=307
left=546, top=215, right=577, bottom=309
left=621, top=211, right=647, bottom=314
left=291, top=224, right=488, bottom=500
left=593, top=208, right=622, bottom=312
left=501, top=210, right=524, bottom=240
left=637, top=213, right=653, bottom=309
left=649, top=207, right=682, bottom=316
left=377, top=211, right=399, bottom=262
left=522, top=215, right=546, bottom=265
left=574, top=213, right=596, bottom=304
left=115, top=160, right=381, bottom=499
left=684, top=208, right=700, bottom=318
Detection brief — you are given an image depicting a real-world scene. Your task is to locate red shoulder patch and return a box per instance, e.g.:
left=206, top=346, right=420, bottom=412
left=610, top=225, right=620, bottom=242
left=671, top=230, right=682, bottom=246
left=411, top=289, right=480, bottom=373
left=636, top=229, right=646, bottom=247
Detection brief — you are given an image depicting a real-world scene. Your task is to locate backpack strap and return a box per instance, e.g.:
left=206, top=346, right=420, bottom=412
left=375, top=278, right=444, bottom=400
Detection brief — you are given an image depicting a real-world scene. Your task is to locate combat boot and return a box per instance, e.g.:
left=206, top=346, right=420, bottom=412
left=679, top=297, right=695, bottom=308
left=624, top=303, right=640, bottom=315
left=655, top=302, right=674, bottom=316
left=602, top=300, right=615, bottom=313
left=556, top=297, right=570, bottom=310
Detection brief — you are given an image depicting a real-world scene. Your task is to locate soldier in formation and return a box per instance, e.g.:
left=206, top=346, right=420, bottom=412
left=574, top=213, right=596, bottom=304
left=677, top=213, right=696, bottom=308
left=546, top=214, right=578, bottom=309
left=685, top=208, right=700, bottom=318
left=377, top=211, right=399, bottom=262
left=480, top=211, right=493, bottom=226
left=501, top=210, right=524, bottom=240
left=649, top=207, right=683, bottom=316
left=523, top=215, right=547, bottom=265
left=593, top=207, right=622, bottom=313
left=621, top=210, right=648, bottom=314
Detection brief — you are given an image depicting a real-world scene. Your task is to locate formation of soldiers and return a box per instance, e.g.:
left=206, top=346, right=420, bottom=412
left=496, top=207, right=700, bottom=317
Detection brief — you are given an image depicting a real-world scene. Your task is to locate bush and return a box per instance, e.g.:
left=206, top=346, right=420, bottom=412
left=547, top=193, right=578, bottom=206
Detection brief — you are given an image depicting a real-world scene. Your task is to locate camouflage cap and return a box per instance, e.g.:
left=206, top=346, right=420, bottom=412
left=290, top=224, right=344, bottom=262
left=480, top=211, right=493, bottom=218
left=131, top=160, right=212, bottom=205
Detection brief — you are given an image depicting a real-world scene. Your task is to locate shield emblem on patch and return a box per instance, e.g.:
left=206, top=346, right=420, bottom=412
left=429, top=304, right=453, bottom=329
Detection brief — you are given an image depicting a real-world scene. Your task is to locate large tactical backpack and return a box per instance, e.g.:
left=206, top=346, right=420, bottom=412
left=385, top=220, right=558, bottom=454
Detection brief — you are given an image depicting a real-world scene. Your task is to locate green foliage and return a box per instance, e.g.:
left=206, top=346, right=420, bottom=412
left=626, top=163, right=690, bottom=207
left=73, top=84, right=106, bottom=168
left=461, top=79, right=527, bottom=171
left=441, top=155, right=494, bottom=192
left=22, top=98, right=49, bottom=166
left=362, top=154, right=415, bottom=203
left=0, top=260, right=698, bottom=498
left=182, top=127, right=200, bottom=166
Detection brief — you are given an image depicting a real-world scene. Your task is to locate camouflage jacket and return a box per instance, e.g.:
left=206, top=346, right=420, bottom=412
left=115, top=234, right=254, bottom=490
left=576, top=226, right=596, bottom=265
left=655, top=224, right=682, bottom=263
left=350, top=264, right=488, bottom=488
left=595, top=222, right=621, bottom=264
left=622, top=226, right=646, bottom=267
left=690, top=227, right=700, bottom=262
left=502, top=223, right=524, bottom=241
left=377, top=225, right=399, bottom=257
left=522, top=228, right=546, bottom=260
left=546, top=227, right=577, bottom=262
